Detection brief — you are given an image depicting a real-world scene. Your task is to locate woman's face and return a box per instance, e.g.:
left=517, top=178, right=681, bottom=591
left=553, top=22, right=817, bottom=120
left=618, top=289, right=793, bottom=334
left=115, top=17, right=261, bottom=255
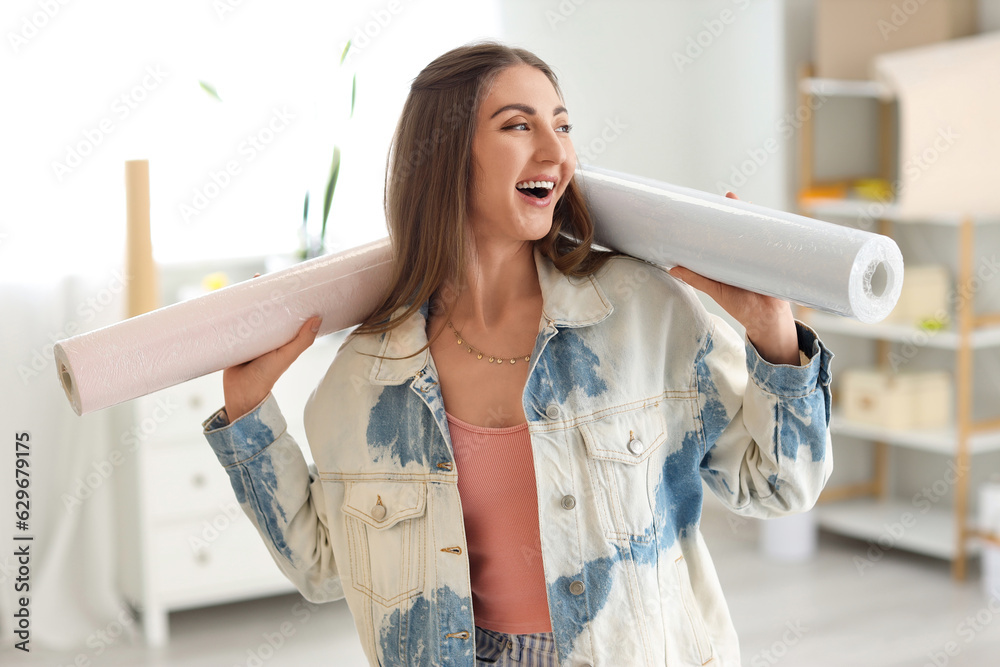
left=467, top=63, right=576, bottom=247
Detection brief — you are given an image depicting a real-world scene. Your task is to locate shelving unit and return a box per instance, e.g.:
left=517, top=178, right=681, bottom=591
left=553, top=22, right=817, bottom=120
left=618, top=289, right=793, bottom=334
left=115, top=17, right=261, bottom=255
left=795, top=63, right=1000, bottom=579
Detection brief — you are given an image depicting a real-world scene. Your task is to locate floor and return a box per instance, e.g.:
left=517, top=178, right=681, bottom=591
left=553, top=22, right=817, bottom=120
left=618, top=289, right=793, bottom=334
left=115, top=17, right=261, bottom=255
left=6, top=500, right=1000, bottom=666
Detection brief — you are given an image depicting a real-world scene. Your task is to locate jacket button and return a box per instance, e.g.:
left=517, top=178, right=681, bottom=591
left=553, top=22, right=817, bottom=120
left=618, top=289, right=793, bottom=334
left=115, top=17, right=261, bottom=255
left=627, top=437, right=644, bottom=455
left=545, top=404, right=561, bottom=420
left=561, top=495, right=576, bottom=510
left=371, top=504, right=386, bottom=520
left=569, top=580, right=585, bottom=595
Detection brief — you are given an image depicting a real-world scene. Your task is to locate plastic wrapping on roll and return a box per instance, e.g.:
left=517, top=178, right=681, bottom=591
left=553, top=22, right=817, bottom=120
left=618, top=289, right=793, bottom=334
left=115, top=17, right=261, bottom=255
left=54, top=238, right=393, bottom=416
left=54, top=165, right=903, bottom=416
left=575, top=164, right=903, bottom=323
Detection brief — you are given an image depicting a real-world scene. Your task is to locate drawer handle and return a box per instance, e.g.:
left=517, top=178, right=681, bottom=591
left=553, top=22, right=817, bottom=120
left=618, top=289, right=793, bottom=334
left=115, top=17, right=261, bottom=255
left=194, top=550, right=210, bottom=565
left=189, top=395, right=203, bottom=410
left=191, top=474, right=207, bottom=488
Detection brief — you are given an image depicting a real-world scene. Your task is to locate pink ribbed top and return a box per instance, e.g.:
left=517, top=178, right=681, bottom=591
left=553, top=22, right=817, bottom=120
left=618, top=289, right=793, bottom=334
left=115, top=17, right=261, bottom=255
left=445, top=410, right=552, bottom=634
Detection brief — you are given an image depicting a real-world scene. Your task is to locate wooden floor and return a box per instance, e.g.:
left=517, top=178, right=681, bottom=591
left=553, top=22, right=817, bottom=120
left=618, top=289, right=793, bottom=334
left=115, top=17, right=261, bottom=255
left=6, top=500, right=1000, bottom=666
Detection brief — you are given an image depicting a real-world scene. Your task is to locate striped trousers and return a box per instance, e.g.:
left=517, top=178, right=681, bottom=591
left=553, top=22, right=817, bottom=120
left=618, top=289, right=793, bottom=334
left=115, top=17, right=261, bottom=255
left=474, top=626, right=559, bottom=666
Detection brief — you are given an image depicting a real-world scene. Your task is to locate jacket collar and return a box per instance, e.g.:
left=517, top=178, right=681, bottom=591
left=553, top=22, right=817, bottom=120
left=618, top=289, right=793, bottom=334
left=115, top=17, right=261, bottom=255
left=368, top=245, right=614, bottom=385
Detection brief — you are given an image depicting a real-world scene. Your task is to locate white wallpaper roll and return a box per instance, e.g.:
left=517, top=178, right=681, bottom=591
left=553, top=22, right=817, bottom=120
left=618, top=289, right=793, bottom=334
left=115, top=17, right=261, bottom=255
left=55, top=238, right=393, bottom=416
left=575, top=164, right=903, bottom=324
left=54, top=165, right=903, bottom=415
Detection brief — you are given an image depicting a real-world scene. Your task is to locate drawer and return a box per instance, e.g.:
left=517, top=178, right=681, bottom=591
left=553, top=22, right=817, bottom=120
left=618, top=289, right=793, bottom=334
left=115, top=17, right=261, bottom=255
left=150, top=512, right=290, bottom=607
left=145, top=438, right=240, bottom=522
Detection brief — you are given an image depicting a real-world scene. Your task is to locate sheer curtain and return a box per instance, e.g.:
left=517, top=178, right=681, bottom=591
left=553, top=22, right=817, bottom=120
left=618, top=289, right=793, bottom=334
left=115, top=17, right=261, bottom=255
left=0, top=0, right=500, bottom=652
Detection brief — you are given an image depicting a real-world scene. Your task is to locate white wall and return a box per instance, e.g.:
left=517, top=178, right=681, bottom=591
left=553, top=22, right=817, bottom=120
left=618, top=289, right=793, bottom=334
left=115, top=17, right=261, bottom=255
left=499, top=0, right=790, bottom=209
left=0, top=0, right=504, bottom=276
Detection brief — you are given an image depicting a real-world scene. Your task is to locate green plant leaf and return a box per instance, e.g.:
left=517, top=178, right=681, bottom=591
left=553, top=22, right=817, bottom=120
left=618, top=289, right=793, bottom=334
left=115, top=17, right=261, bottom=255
left=199, top=80, right=222, bottom=101
left=350, top=74, right=356, bottom=119
left=340, top=40, right=351, bottom=65
left=302, top=191, right=310, bottom=224
left=321, top=146, right=341, bottom=246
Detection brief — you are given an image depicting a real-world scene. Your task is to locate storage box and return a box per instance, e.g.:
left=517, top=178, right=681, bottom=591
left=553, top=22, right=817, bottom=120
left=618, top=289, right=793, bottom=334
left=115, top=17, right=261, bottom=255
left=884, top=264, right=951, bottom=327
left=815, top=0, right=977, bottom=80
left=840, top=368, right=953, bottom=430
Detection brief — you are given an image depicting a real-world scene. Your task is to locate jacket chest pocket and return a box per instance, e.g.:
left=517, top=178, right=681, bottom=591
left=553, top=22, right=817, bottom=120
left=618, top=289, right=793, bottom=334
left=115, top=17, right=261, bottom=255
left=342, top=481, right=427, bottom=607
left=580, top=404, right=666, bottom=542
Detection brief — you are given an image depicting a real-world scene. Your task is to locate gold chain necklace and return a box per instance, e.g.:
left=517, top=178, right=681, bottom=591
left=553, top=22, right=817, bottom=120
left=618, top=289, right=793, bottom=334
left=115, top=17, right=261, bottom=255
left=446, top=320, right=532, bottom=366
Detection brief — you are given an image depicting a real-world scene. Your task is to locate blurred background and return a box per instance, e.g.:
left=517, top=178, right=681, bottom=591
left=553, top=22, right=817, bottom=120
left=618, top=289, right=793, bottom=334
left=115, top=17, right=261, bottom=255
left=2, top=0, right=1000, bottom=665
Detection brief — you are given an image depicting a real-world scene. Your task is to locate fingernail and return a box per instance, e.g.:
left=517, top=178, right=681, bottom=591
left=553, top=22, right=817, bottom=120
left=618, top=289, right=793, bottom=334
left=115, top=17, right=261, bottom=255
left=311, top=317, right=321, bottom=332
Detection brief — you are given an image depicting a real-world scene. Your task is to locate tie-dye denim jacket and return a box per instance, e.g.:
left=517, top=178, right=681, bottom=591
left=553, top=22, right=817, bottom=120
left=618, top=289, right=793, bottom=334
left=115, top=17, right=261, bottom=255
left=202, top=246, right=834, bottom=666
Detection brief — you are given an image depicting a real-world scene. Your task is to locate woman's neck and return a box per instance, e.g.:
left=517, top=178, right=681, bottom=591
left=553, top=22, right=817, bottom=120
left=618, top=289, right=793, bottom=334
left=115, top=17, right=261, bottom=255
left=439, top=240, right=541, bottom=331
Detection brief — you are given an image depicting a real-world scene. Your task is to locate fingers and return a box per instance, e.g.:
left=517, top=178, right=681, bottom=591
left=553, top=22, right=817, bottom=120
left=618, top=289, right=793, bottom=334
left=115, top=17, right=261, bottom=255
left=255, top=316, right=322, bottom=378
left=278, top=316, right=322, bottom=363
left=668, top=266, right=721, bottom=300
left=725, top=191, right=739, bottom=200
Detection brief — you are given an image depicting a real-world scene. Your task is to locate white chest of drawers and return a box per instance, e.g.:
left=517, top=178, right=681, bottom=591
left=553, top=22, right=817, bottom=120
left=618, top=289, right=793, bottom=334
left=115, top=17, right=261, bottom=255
left=113, top=331, right=346, bottom=646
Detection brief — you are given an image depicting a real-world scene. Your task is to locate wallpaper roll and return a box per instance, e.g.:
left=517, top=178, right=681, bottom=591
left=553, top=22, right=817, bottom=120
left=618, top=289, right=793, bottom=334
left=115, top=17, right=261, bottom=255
left=125, top=160, right=160, bottom=317
left=55, top=238, right=393, bottom=415
left=575, top=164, right=903, bottom=323
left=55, top=164, right=903, bottom=415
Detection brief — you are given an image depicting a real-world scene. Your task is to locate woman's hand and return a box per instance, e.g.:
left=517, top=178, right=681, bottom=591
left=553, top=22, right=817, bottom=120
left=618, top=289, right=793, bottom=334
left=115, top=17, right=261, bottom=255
left=222, top=315, right=323, bottom=421
left=668, top=192, right=801, bottom=366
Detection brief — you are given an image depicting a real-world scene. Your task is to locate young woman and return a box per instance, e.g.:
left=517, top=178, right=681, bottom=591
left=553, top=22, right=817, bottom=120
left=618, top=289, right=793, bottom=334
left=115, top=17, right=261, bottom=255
left=204, top=40, right=834, bottom=667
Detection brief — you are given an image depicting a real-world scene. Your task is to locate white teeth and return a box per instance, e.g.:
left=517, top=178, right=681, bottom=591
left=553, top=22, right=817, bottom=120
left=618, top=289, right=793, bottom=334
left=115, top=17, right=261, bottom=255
left=516, top=180, right=555, bottom=190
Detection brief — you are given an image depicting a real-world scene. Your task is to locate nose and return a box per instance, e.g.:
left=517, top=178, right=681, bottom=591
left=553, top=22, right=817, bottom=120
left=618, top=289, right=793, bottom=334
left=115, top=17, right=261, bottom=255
left=534, top=123, right=568, bottom=165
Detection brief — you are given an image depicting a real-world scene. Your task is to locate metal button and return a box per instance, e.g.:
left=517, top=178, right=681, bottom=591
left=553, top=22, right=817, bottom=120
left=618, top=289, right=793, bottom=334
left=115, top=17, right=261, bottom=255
left=569, top=580, right=585, bottom=595
left=627, top=437, right=645, bottom=455
left=371, top=504, right=386, bottom=521
left=545, top=404, right=561, bottom=420
left=561, top=495, right=576, bottom=510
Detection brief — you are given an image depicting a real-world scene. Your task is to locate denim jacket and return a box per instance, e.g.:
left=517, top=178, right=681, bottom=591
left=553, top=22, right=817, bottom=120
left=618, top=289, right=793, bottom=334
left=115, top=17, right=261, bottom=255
left=202, top=246, right=834, bottom=666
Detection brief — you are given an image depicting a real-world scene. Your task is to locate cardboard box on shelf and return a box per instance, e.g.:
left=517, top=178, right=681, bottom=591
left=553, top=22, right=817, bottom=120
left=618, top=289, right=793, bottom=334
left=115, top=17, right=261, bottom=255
left=884, top=264, right=951, bottom=328
left=840, top=368, right=953, bottom=430
left=814, top=0, right=977, bottom=80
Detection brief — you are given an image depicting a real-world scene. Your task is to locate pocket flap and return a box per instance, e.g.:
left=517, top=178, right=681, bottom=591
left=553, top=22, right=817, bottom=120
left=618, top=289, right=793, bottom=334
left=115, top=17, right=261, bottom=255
left=580, top=404, right=666, bottom=464
left=343, top=481, right=427, bottom=529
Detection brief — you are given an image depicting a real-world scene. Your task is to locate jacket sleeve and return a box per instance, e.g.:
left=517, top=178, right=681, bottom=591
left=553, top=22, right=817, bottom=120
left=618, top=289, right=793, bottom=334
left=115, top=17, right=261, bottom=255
left=697, top=314, right=834, bottom=518
left=201, top=393, right=343, bottom=602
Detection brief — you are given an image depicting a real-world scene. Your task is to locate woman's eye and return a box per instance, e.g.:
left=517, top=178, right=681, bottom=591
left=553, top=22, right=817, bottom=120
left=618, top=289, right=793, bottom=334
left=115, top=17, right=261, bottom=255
left=503, top=122, right=573, bottom=133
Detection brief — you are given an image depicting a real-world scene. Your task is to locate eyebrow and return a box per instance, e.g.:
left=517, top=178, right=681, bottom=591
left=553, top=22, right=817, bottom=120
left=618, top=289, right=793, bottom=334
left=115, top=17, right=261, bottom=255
left=489, top=103, right=569, bottom=119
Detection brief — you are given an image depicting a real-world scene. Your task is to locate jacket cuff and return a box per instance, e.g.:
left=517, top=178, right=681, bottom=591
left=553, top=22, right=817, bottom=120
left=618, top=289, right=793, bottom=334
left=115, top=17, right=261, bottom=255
left=745, top=320, right=833, bottom=398
left=201, top=392, right=286, bottom=467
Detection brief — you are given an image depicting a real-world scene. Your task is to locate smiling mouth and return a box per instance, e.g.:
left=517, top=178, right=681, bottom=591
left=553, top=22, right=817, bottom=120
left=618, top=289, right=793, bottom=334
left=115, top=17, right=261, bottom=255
left=515, top=181, right=556, bottom=199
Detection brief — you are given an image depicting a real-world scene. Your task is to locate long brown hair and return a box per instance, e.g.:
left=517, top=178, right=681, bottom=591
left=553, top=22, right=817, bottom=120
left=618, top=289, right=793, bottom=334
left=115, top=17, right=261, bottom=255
left=350, top=40, right=621, bottom=360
